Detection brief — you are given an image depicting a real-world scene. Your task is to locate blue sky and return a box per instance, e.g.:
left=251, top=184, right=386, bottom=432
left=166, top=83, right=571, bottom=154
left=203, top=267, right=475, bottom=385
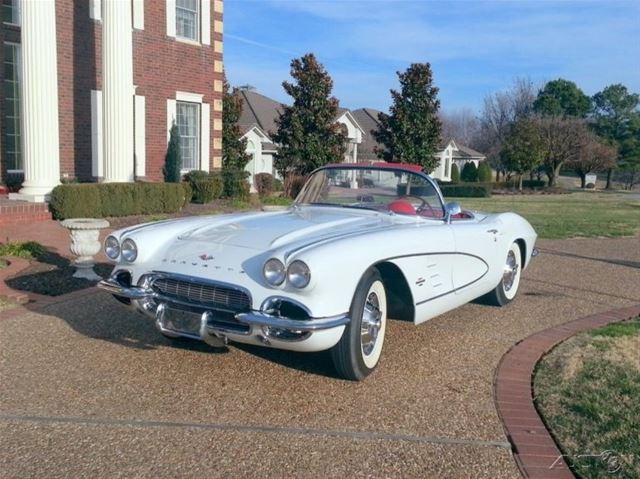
left=224, top=0, right=640, bottom=114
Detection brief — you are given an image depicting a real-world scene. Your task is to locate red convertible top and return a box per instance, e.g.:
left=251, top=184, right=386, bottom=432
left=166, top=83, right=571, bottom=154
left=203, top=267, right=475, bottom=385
left=324, top=162, right=424, bottom=173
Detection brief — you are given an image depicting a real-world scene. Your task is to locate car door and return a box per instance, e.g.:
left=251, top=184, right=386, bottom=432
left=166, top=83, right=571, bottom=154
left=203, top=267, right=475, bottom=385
left=450, top=217, right=503, bottom=296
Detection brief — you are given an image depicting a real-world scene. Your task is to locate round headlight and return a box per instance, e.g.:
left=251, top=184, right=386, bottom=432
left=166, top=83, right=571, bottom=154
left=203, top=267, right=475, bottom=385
left=287, top=260, right=311, bottom=289
left=121, top=238, right=138, bottom=263
left=104, top=235, right=120, bottom=260
left=263, top=258, right=286, bottom=286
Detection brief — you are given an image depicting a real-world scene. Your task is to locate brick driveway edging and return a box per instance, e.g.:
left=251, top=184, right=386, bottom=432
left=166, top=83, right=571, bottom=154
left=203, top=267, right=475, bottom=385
left=494, top=304, right=640, bottom=479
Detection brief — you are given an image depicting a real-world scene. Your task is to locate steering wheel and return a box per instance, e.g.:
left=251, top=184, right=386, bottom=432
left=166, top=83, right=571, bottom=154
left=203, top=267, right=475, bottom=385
left=398, top=195, right=435, bottom=215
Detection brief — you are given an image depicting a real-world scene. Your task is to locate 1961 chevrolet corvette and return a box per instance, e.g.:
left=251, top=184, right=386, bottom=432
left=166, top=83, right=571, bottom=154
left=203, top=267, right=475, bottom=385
left=98, top=163, right=537, bottom=380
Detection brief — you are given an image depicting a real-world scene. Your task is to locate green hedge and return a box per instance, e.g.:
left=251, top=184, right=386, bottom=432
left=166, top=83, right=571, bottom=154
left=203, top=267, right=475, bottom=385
left=191, top=176, right=224, bottom=204
left=439, top=183, right=492, bottom=198
left=494, top=179, right=546, bottom=189
left=49, top=183, right=190, bottom=219
left=222, top=169, right=250, bottom=199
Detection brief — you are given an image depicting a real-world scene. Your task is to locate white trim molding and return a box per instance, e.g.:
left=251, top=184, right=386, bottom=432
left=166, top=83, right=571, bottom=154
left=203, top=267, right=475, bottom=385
left=134, top=95, right=146, bottom=177
left=201, top=0, right=211, bottom=45
left=89, top=0, right=101, bottom=21
left=176, top=91, right=204, bottom=103
left=166, top=0, right=176, bottom=38
left=91, top=90, right=103, bottom=178
left=133, top=0, right=144, bottom=30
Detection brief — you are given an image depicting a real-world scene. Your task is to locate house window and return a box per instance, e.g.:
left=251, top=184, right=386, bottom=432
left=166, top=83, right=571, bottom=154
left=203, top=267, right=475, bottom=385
left=176, top=0, right=199, bottom=41
left=3, top=43, right=21, bottom=171
left=2, top=0, right=19, bottom=25
left=176, top=101, right=200, bottom=170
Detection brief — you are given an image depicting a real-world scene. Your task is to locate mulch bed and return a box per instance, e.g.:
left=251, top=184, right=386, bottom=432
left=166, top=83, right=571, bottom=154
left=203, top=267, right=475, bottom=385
left=4, top=250, right=112, bottom=296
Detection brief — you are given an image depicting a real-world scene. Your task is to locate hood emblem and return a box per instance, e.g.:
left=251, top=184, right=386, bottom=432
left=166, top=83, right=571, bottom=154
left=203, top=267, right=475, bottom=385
left=199, top=254, right=214, bottom=261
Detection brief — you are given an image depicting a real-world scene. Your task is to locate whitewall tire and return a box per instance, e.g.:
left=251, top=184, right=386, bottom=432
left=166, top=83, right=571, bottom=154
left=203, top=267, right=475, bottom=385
left=484, top=242, right=522, bottom=306
left=331, top=267, right=387, bottom=381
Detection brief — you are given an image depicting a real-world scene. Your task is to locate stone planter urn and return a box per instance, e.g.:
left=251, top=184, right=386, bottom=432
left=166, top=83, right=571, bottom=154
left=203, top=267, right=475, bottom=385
left=61, top=218, right=110, bottom=281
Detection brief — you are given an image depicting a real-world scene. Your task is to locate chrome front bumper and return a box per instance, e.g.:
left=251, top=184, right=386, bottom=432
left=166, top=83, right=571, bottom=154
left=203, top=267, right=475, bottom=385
left=97, top=276, right=350, bottom=339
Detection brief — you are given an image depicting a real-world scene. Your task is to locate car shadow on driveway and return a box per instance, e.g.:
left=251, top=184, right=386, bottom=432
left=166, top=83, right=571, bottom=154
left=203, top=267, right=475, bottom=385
left=27, top=293, right=229, bottom=355
left=234, top=343, right=338, bottom=378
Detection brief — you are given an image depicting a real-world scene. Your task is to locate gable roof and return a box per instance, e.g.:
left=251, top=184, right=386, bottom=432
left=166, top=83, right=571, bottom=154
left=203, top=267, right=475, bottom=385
left=351, top=108, right=383, bottom=161
left=238, top=89, right=284, bottom=137
left=452, top=143, right=485, bottom=159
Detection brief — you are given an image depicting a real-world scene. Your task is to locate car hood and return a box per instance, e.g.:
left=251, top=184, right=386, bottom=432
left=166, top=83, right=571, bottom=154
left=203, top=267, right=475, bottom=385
left=176, top=206, right=393, bottom=252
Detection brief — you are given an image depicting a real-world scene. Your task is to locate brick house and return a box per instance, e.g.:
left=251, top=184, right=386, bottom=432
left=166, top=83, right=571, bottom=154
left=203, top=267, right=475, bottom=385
left=0, top=0, right=224, bottom=202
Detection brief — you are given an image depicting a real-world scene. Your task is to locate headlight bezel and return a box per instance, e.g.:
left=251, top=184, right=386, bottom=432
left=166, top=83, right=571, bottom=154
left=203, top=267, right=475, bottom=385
left=263, top=258, right=286, bottom=286
left=121, top=238, right=138, bottom=263
left=287, top=260, right=311, bottom=289
left=104, top=235, right=120, bottom=260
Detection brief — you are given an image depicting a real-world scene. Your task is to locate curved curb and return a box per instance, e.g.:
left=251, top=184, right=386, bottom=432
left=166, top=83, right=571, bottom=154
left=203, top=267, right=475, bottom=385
left=494, top=304, right=640, bottom=479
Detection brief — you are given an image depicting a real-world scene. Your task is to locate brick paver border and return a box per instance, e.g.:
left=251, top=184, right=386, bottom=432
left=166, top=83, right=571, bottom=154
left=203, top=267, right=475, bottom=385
left=494, top=304, right=640, bottom=478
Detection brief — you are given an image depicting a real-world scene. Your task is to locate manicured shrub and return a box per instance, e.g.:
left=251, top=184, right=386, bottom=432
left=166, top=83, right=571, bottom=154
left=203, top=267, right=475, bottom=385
left=49, top=183, right=189, bottom=220
left=477, top=161, right=492, bottom=182
left=191, top=176, right=224, bottom=204
left=274, top=178, right=284, bottom=192
left=286, top=175, right=307, bottom=199
left=183, top=170, right=210, bottom=184
left=493, top=179, right=546, bottom=189
left=450, top=163, right=460, bottom=183
left=181, top=182, right=193, bottom=206
left=254, top=173, right=276, bottom=197
left=222, top=169, right=250, bottom=199
left=523, top=179, right=546, bottom=188
left=439, top=183, right=492, bottom=198
left=460, top=162, right=478, bottom=182
left=164, top=123, right=182, bottom=183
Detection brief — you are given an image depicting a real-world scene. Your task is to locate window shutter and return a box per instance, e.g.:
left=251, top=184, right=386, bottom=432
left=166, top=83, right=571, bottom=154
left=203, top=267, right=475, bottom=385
left=167, top=99, right=177, bottom=142
left=134, top=95, right=146, bottom=177
left=166, top=0, right=176, bottom=38
left=200, top=103, right=211, bottom=172
left=89, top=0, right=101, bottom=21
left=133, top=0, right=144, bottom=29
left=201, top=0, right=211, bottom=45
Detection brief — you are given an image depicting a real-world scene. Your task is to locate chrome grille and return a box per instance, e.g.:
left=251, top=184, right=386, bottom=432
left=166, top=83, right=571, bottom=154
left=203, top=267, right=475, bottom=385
left=151, top=276, right=251, bottom=312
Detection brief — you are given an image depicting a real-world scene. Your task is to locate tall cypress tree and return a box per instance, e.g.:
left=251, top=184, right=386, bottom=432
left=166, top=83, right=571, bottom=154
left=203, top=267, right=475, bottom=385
left=222, top=75, right=251, bottom=172
left=163, top=122, right=182, bottom=183
left=374, top=63, right=442, bottom=171
left=273, top=53, right=346, bottom=181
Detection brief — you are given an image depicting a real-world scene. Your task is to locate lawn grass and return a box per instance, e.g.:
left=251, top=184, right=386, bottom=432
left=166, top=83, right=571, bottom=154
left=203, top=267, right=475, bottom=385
left=450, top=192, right=640, bottom=239
left=534, top=318, right=640, bottom=478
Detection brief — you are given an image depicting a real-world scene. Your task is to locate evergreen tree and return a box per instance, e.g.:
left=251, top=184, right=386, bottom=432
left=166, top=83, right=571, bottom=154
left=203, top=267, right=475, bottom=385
left=273, top=53, right=346, bottom=184
left=374, top=63, right=442, bottom=171
left=592, top=84, right=640, bottom=188
left=222, top=75, right=251, bottom=172
left=460, top=162, right=478, bottom=182
left=500, top=119, right=545, bottom=190
left=477, top=161, right=493, bottom=182
left=450, top=163, right=460, bottom=183
left=163, top=122, right=181, bottom=183
left=533, top=79, right=591, bottom=118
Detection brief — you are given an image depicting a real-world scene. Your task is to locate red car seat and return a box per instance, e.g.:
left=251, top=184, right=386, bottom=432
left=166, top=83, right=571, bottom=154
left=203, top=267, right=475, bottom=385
left=387, top=199, right=416, bottom=215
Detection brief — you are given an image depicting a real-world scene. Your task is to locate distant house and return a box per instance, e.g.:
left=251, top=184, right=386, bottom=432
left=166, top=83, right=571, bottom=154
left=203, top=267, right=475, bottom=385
left=351, top=108, right=486, bottom=182
left=237, top=88, right=362, bottom=190
left=237, top=91, right=485, bottom=187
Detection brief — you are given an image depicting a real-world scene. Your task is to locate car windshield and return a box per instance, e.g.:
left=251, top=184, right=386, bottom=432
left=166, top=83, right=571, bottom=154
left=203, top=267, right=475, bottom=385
left=295, top=166, right=445, bottom=218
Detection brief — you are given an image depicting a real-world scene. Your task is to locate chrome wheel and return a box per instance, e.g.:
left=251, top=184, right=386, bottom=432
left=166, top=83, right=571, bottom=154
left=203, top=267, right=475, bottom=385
left=361, top=292, right=382, bottom=356
left=503, top=250, right=519, bottom=292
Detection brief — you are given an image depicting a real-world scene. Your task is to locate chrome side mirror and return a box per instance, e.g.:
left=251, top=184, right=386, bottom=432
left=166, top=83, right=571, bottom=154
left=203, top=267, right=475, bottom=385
left=445, top=202, right=462, bottom=223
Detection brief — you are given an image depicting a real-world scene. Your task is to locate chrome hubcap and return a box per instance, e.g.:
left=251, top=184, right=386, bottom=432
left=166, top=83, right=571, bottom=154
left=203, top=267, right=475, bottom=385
left=361, top=292, right=382, bottom=356
left=503, top=250, right=519, bottom=292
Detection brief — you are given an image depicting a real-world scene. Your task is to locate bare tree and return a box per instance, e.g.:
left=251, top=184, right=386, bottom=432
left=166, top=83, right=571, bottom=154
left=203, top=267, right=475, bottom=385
left=439, top=108, right=479, bottom=146
left=536, top=117, right=591, bottom=187
left=476, top=78, right=537, bottom=180
left=567, top=134, right=618, bottom=188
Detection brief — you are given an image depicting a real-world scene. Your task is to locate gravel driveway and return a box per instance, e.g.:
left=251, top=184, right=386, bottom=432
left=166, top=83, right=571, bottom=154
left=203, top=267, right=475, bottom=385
left=1, top=236, right=639, bottom=478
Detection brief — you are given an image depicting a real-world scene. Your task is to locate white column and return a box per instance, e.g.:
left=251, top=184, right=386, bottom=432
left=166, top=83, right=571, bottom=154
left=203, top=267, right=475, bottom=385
left=11, top=0, right=61, bottom=202
left=102, top=0, right=134, bottom=182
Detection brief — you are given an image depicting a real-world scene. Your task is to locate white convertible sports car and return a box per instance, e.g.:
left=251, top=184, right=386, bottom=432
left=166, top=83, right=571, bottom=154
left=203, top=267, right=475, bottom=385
left=99, top=163, right=537, bottom=380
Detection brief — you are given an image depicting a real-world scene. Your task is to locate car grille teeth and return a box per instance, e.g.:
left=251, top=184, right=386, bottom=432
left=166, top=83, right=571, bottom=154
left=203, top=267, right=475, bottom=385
left=152, top=277, right=251, bottom=311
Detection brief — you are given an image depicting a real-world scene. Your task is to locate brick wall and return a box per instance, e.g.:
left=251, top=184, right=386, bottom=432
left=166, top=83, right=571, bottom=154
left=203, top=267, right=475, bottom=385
left=0, top=0, right=223, bottom=184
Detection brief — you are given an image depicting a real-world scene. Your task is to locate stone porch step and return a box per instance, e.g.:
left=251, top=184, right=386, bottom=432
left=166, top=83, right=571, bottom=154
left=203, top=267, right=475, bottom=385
left=0, top=198, right=52, bottom=228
